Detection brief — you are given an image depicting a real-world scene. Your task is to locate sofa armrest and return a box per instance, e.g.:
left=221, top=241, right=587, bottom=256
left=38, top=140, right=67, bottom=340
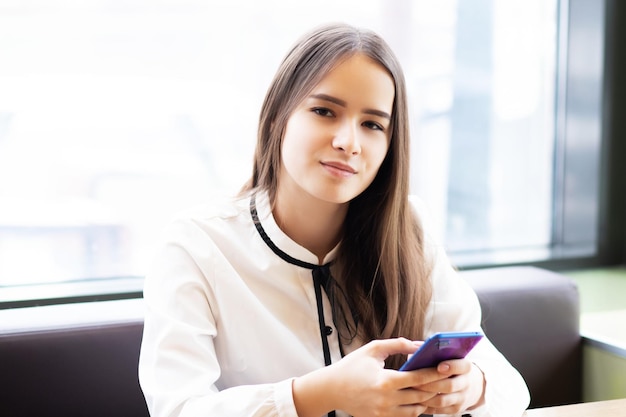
left=461, top=266, right=582, bottom=408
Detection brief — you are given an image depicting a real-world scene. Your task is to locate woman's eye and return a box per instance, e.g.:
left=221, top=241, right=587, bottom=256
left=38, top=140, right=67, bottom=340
left=312, top=107, right=334, bottom=117
left=363, top=121, right=384, bottom=132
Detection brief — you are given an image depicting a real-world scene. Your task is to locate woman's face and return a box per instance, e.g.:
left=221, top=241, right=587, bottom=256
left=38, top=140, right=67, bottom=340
left=279, top=53, right=394, bottom=205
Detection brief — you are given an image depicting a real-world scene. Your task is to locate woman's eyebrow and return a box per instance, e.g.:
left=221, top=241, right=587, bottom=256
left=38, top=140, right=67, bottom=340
left=309, top=93, right=391, bottom=120
left=363, top=108, right=391, bottom=120
left=310, top=93, right=347, bottom=107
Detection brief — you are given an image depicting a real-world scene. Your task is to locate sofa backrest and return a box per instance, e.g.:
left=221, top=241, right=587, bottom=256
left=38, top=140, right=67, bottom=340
left=0, top=300, right=148, bottom=417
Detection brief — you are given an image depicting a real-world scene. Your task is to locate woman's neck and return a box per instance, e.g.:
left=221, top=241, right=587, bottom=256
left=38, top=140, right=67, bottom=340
left=273, top=190, right=348, bottom=264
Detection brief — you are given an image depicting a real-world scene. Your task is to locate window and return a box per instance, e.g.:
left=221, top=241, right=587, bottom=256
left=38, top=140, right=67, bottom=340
left=0, top=0, right=607, bottom=302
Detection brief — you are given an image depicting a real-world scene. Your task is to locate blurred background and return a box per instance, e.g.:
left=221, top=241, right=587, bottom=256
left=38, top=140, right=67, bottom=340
left=0, top=0, right=613, bottom=291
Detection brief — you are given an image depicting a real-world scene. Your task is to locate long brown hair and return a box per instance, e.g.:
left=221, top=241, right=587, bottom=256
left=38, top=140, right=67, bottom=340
left=242, top=23, right=432, bottom=369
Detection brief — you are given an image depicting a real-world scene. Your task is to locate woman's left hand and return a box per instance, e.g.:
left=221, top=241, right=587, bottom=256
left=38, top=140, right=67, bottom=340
left=413, top=358, right=486, bottom=415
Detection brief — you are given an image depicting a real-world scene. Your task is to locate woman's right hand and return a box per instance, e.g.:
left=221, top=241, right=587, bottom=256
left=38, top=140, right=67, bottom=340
left=293, top=338, right=445, bottom=417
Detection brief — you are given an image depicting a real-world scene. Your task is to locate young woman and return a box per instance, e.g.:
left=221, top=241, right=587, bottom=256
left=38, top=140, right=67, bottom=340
left=139, top=23, right=530, bottom=417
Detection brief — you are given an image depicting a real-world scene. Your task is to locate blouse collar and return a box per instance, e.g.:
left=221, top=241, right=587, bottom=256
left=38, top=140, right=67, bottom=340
left=251, top=190, right=339, bottom=266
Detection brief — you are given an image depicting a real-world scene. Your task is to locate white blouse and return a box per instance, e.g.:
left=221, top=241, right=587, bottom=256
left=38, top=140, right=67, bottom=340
left=138, top=191, right=530, bottom=417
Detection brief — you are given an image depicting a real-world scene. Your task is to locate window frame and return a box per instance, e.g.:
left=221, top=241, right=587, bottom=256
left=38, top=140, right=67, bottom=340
left=457, top=0, right=623, bottom=271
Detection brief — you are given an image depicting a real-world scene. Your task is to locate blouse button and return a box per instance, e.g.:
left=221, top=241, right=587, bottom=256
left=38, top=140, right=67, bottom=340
left=324, top=326, right=333, bottom=335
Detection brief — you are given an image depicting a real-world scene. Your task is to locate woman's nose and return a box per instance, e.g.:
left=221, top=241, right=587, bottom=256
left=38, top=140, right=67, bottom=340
left=332, top=120, right=361, bottom=155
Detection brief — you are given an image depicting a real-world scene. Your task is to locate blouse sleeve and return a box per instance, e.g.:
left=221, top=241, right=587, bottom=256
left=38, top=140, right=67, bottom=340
left=411, top=196, right=531, bottom=417
left=138, top=219, right=299, bottom=417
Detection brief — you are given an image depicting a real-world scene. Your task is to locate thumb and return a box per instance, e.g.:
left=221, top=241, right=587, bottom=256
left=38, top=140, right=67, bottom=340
left=368, top=337, right=423, bottom=360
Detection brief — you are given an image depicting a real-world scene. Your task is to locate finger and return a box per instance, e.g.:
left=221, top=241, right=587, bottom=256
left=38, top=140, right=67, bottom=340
left=419, top=372, right=469, bottom=395
left=422, top=391, right=466, bottom=415
left=398, top=366, right=451, bottom=390
left=396, top=387, right=438, bottom=405
left=367, top=338, right=422, bottom=363
left=405, top=341, right=424, bottom=361
left=436, top=358, right=473, bottom=376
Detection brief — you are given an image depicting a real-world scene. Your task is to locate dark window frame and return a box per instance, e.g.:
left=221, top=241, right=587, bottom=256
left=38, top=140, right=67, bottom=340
left=458, top=0, right=625, bottom=272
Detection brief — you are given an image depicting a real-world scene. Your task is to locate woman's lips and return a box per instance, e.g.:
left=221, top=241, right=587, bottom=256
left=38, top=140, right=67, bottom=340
left=321, top=161, right=357, bottom=178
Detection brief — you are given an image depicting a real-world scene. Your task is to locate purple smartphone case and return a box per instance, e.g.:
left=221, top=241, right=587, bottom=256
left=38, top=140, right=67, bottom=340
left=399, top=331, right=484, bottom=371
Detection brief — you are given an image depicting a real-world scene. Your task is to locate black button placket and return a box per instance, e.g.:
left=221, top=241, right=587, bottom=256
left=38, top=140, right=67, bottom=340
left=312, top=264, right=334, bottom=367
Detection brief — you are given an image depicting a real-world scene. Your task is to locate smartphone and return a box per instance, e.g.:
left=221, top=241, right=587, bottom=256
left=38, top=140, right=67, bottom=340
left=399, top=331, right=484, bottom=372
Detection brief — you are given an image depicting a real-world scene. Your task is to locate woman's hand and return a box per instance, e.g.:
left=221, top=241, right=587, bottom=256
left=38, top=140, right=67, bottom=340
left=293, top=338, right=452, bottom=417
left=414, top=359, right=486, bottom=415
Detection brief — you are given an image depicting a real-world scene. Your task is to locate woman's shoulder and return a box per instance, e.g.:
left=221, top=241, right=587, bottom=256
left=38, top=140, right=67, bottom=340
left=407, top=195, right=428, bottom=218
left=171, top=191, right=249, bottom=223
left=407, top=195, right=444, bottom=244
left=149, top=192, right=254, bottom=265
left=157, top=191, right=251, bottom=242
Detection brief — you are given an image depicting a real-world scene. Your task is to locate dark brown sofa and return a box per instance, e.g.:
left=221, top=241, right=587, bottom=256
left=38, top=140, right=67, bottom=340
left=0, top=266, right=581, bottom=416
